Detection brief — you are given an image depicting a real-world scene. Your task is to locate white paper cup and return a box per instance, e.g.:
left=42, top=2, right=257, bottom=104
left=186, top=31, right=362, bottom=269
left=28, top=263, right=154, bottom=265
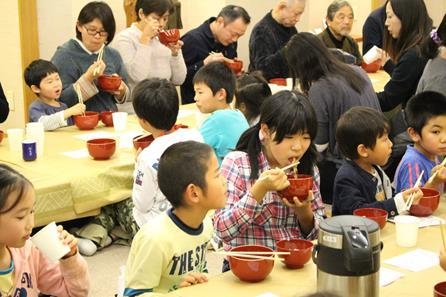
left=26, top=122, right=45, bottom=157
left=112, top=112, right=128, bottom=132
left=394, top=215, right=420, bottom=247
left=31, top=222, right=70, bottom=262
left=363, top=45, right=381, bottom=64
left=6, top=128, right=24, bottom=151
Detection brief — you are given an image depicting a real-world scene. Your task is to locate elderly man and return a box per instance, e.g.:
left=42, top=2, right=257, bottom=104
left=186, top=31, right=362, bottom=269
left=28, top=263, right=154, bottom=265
left=318, top=0, right=362, bottom=65
left=180, top=5, right=250, bottom=104
left=248, top=0, right=305, bottom=80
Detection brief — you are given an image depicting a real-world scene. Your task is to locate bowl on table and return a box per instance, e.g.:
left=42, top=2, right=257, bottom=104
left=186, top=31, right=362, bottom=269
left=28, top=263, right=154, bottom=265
left=228, top=245, right=274, bottom=283
left=435, top=281, right=446, bottom=297
left=276, top=239, right=313, bottom=269
left=73, top=111, right=99, bottom=130
left=158, top=29, right=180, bottom=45
left=269, top=78, right=287, bottom=86
left=97, top=75, right=122, bottom=92
left=361, top=59, right=381, bottom=73
left=278, top=174, right=313, bottom=203
left=353, top=207, right=388, bottom=229
left=87, top=138, right=116, bottom=160
left=409, top=187, right=440, bottom=217
left=100, top=111, right=114, bottom=127
left=224, top=60, right=243, bottom=74
left=133, top=134, right=154, bottom=150
left=0, top=130, right=4, bottom=144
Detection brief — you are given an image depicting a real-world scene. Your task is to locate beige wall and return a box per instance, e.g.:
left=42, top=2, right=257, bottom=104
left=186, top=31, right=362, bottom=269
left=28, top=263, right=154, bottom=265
left=0, top=0, right=445, bottom=130
left=0, top=1, right=25, bottom=130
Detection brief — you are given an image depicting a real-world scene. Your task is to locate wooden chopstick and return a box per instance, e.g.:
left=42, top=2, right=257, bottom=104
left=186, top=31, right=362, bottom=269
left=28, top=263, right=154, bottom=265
left=133, top=133, right=151, bottom=141
left=405, top=170, right=424, bottom=210
left=214, top=251, right=281, bottom=260
left=93, top=44, right=105, bottom=76
left=426, top=158, right=446, bottom=184
left=281, top=161, right=300, bottom=172
left=440, top=222, right=446, bottom=250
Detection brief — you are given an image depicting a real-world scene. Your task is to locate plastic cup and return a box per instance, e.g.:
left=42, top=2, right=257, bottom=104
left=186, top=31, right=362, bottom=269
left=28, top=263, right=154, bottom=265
left=31, top=222, right=70, bottom=262
left=112, top=112, right=128, bottom=132
left=6, top=128, right=24, bottom=151
left=363, top=45, right=381, bottom=64
left=394, top=215, right=420, bottom=247
left=26, top=122, right=45, bottom=157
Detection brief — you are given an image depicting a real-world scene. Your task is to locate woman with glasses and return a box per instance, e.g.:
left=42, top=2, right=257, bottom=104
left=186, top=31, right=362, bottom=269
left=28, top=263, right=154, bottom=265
left=111, top=0, right=186, bottom=109
left=51, top=1, right=135, bottom=257
left=51, top=1, right=130, bottom=112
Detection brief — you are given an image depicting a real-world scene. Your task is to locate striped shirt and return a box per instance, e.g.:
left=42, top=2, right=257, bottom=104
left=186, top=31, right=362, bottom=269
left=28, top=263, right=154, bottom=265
left=214, top=150, right=325, bottom=251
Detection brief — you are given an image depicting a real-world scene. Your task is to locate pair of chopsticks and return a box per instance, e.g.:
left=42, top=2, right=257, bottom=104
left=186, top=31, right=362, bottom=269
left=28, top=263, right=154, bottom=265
left=405, top=170, right=424, bottom=210
left=258, top=161, right=300, bottom=181
left=426, top=157, right=446, bottom=184
left=93, top=44, right=105, bottom=76
left=214, top=251, right=289, bottom=260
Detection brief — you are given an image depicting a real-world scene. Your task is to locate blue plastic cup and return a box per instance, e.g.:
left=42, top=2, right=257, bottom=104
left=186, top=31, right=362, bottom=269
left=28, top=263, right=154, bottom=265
left=22, top=140, right=37, bottom=161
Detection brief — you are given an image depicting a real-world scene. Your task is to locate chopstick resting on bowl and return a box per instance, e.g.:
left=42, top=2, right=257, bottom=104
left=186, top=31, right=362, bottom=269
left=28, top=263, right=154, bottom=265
left=426, top=157, right=446, bottom=184
left=405, top=170, right=424, bottom=211
left=134, top=133, right=151, bottom=141
left=214, top=250, right=289, bottom=260
left=93, top=44, right=105, bottom=76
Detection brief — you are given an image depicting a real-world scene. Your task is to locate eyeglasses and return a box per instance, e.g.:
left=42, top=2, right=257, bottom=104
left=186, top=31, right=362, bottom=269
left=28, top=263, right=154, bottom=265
left=83, top=26, right=108, bottom=37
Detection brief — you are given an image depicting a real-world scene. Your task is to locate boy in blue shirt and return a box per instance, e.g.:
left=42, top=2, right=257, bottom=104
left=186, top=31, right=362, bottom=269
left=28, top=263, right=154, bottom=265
left=25, top=59, right=85, bottom=131
left=394, top=91, right=446, bottom=193
left=332, top=107, right=422, bottom=216
left=193, top=61, right=249, bottom=165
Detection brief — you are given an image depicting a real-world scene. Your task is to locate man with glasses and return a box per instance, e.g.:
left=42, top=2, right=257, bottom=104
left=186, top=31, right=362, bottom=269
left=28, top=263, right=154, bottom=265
left=180, top=5, right=250, bottom=104
left=249, top=0, right=305, bottom=81
left=318, top=0, right=362, bottom=65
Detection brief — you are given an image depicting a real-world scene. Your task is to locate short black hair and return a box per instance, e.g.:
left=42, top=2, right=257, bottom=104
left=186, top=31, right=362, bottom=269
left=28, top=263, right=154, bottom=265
left=132, top=78, right=179, bottom=130
left=336, top=107, right=390, bottom=160
left=158, top=141, right=213, bottom=208
left=24, top=59, right=59, bottom=88
left=76, top=1, right=116, bottom=44
left=193, top=62, right=236, bottom=104
left=135, top=0, right=174, bottom=21
left=235, top=72, right=271, bottom=124
left=405, top=91, right=446, bottom=135
left=0, top=164, right=33, bottom=214
left=217, top=5, right=251, bottom=25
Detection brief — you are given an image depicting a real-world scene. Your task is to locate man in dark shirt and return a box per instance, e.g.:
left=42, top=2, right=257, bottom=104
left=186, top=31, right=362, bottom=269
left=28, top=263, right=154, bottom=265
left=248, top=0, right=305, bottom=80
left=318, top=0, right=362, bottom=65
left=180, top=5, right=250, bottom=104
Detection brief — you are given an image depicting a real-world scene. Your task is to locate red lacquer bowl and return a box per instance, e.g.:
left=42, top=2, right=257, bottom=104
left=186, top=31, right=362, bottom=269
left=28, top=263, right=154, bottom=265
left=228, top=245, right=274, bottom=282
left=278, top=174, right=313, bottom=202
left=87, top=138, right=116, bottom=160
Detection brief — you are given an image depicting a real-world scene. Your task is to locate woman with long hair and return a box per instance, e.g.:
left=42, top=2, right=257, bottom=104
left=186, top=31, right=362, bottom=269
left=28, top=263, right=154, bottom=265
left=417, top=14, right=446, bottom=97
left=285, top=32, right=380, bottom=203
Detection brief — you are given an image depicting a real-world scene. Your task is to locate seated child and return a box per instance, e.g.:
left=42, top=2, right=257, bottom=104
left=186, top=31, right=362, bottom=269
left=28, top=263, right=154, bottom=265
left=394, top=91, right=446, bottom=193
left=234, top=71, right=271, bottom=126
left=213, top=91, right=325, bottom=271
left=132, top=78, right=203, bottom=228
left=332, top=107, right=423, bottom=216
left=24, top=59, right=85, bottom=131
left=193, top=61, right=249, bottom=165
left=124, top=141, right=227, bottom=296
left=0, top=164, right=89, bottom=296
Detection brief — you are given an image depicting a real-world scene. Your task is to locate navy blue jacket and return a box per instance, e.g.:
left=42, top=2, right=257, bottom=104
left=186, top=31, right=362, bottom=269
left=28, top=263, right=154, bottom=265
left=332, top=160, right=398, bottom=217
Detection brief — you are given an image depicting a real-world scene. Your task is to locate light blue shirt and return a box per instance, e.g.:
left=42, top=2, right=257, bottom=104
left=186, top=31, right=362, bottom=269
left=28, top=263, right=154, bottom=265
left=199, top=109, right=249, bottom=165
